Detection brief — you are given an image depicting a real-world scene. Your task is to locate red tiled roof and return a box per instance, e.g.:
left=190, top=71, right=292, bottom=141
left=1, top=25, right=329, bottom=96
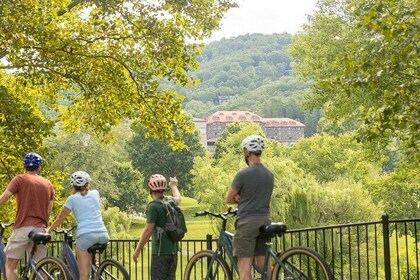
left=205, top=111, right=305, bottom=127
left=263, top=118, right=305, bottom=127
left=206, top=111, right=263, bottom=123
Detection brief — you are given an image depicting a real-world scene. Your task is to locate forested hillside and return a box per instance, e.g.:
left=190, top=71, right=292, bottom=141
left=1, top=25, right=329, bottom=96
left=1, top=0, right=417, bottom=243
left=166, top=33, right=320, bottom=136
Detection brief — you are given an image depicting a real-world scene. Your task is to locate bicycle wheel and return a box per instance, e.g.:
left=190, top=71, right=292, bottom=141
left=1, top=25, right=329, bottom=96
left=184, top=249, right=233, bottom=280
left=29, top=256, right=72, bottom=280
left=96, top=258, right=129, bottom=280
left=272, top=246, right=334, bottom=280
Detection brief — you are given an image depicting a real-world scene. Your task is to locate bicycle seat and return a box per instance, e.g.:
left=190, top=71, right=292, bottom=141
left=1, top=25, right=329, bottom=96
left=88, top=243, right=108, bottom=254
left=28, top=231, right=51, bottom=245
left=259, top=222, right=287, bottom=238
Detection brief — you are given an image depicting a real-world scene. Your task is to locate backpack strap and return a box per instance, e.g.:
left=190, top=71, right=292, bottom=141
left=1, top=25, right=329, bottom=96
left=148, top=198, right=171, bottom=244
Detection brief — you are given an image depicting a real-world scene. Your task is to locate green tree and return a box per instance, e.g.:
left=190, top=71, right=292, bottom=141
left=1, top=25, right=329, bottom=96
left=0, top=78, right=67, bottom=221
left=0, top=0, right=235, bottom=147
left=289, top=133, right=383, bottom=183
left=108, top=162, right=148, bottom=214
left=212, top=122, right=264, bottom=162
left=127, top=122, right=206, bottom=193
left=102, top=206, right=132, bottom=239
left=367, top=161, right=420, bottom=219
left=45, top=125, right=148, bottom=212
left=317, top=178, right=382, bottom=224
left=290, top=0, right=420, bottom=161
left=191, top=123, right=384, bottom=229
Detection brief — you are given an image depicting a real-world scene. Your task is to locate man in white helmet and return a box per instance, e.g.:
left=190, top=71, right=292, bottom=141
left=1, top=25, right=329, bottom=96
left=226, top=135, right=274, bottom=280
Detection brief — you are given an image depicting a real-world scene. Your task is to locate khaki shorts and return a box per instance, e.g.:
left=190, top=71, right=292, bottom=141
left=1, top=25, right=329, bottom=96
left=4, top=226, right=47, bottom=261
left=233, top=216, right=271, bottom=257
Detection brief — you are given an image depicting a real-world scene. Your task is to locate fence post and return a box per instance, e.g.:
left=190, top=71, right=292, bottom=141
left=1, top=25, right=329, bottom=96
left=206, top=234, right=212, bottom=250
left=382, top=214, right=391, bottom=280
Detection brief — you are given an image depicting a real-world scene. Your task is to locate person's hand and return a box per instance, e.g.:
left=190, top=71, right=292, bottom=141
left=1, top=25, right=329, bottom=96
left=234, top=194, right=240, bottom=203
left=133, top=251, right=139, bottom=262
left=169, top=176, right=178, bottom=188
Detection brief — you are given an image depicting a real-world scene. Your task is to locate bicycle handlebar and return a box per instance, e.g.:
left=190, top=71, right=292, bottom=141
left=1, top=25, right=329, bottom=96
left=53, top=225, right=77, bottom=234
left=195, top=207, right=237, bottom=220
left=0, top=222, right=14, bottom=229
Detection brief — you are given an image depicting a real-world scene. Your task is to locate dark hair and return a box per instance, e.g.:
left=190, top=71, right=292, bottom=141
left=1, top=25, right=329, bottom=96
left=250, top=151, right=262, bottom=156
left=25, top=166, right=39, bottom=171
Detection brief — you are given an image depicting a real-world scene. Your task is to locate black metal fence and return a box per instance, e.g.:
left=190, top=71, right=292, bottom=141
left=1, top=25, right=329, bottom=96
left=8, top=215, right=420, bottom=279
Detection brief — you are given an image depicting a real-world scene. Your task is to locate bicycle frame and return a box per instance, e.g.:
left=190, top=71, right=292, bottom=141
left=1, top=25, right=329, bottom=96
left=60, top=235, right=105, bottom=280
left=51, top=225, right=79, bottom=279
left=55, top=226, right=117, bottom=280
left=1, top=222, right=62, bottom=280
left=213, top=230, right=288, bottom=280
left=211, top=228, right=238, bottom=275
left=261, top=240, right=301, bottom=279
left=192, top=209, right=304, bottom=280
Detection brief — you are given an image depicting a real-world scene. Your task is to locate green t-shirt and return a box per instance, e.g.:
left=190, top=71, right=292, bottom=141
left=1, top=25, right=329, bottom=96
left=147, top=196, right=179, bottom=255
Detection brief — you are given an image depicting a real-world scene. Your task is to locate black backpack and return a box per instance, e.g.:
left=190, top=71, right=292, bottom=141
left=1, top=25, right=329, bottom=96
left=151, top=198, right=187, bottom=242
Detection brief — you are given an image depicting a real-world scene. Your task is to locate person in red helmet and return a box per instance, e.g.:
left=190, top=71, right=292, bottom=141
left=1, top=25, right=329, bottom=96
left=132, top=174, right=181, bottom=280
left=0, top=152, right=54, bottom=280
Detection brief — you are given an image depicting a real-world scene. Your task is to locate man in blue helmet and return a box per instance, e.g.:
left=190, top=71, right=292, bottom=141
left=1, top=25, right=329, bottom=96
left=0, top=152, right=55, bottom=280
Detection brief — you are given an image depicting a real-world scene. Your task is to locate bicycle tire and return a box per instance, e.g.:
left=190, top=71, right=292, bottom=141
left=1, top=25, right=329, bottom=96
left=272, top=246, right=334, bottom=280
left=96, top=258, right=129, bottom=280
left=29, top=256, right=72, bottom=280
left=184, top=249, right=233, bottom=280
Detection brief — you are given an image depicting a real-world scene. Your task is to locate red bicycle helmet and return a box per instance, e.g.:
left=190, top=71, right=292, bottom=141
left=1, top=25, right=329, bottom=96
left=147, top=174, right=167, bottom=191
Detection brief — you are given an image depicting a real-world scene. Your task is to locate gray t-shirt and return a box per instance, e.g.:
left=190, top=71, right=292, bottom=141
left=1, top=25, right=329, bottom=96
left=231, top=163, right=274, bottom=219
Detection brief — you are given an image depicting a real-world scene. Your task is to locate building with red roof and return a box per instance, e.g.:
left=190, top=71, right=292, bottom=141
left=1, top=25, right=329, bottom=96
left=194, top=111, right=305, bottom=148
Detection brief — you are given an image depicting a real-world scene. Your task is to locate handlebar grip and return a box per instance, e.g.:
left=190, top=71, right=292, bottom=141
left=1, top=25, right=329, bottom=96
left=0, top=222, right=14, bottom=229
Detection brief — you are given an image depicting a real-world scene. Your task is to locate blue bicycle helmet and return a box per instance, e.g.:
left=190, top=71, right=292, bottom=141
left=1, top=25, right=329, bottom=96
left=23, top=152, right=43, bottom=169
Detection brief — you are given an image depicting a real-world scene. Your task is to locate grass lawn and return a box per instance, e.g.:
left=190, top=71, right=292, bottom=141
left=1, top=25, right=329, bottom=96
left=129, top=197, right=220, bottom=240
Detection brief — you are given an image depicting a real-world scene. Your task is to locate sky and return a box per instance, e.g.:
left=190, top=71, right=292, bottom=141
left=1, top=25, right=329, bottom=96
left=207, top=0, right=318, bottom=42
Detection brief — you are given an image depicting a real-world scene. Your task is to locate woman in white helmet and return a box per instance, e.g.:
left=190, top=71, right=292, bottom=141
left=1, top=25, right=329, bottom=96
left=48, top=171, right=109, bottom=280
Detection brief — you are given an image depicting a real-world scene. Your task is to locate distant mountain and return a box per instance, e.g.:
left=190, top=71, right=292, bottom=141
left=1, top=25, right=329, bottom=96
left=169, top=33, right=320, bottom=136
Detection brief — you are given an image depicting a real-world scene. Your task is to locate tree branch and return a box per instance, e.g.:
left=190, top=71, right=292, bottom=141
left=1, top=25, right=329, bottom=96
left=57, top=0, right=84, bottom=16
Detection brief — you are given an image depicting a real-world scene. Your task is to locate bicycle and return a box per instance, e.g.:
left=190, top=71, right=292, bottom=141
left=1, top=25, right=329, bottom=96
left=0, top=221, right=71, bottom=280
left=184, top=208, right=334, bottom=280
left=52, top=225, right=129, bottom=280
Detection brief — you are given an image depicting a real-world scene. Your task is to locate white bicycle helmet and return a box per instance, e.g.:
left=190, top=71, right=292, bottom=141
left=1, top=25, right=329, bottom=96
left=241, top=135, right=265, bottom=152
left=70, top=171, right=91, bottom=187
left=147, top=174, right=167, bottom=191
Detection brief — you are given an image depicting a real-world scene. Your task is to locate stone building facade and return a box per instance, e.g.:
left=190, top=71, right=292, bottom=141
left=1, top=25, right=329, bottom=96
left=194, top=111, right=305, bottom=148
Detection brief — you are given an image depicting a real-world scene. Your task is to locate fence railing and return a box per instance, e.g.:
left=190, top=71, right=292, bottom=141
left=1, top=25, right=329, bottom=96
left=8, top=215, right=420, bottom=280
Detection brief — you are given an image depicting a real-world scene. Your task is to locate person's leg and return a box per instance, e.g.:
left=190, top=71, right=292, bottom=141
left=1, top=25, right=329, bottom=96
left=237, top=256, right=253, bottom=280
left=166, top=255, right=178, bottom=280
left=4, top=227, right=33, bottom=280
left=32, top=243, right=47, bottom=262
left=5, top=258, right=19, bottom=280
left=255, top=255, right=272, bottom=280
left=151, top=255, right=165, bottom=280
left=254, top=219, right=272, bottom=280
left=234, top=216, right=270, bottom=280
left=76, top=248, right=92, bottom=280
left=75, top=233, right=99, bottom=280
